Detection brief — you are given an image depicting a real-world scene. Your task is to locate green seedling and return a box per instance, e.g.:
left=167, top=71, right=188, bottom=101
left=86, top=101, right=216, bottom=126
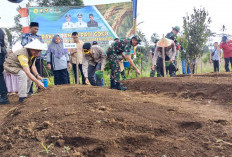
left=216, top=139, right=223, bottom=143
left=63, top=146, right=71, bottom=154
left=40, top=142, right=54, bottom=154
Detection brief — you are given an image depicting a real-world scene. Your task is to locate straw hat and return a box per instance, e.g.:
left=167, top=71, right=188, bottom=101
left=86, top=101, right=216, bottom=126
left=24, top=39, right=48, bottom=51
left=157, top=38, right=173, bottom=47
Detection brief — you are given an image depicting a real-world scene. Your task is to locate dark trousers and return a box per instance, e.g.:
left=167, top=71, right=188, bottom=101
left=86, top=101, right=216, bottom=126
left=29, top=58, right=44, bottom=94
left=213, top=60, right=219, bottom=72
left=0, top=53, right=8, bottom=96
left=72, top=63, right=85, bottom=84
left=35, top=58, right=44, bottom=76
left=224, top=57, right=232, bottom=72
left=53, top=69, right=69, bottom=85
left=157, top=57, right=176, bottom=77
left=88, top=63, right=102, bottom=86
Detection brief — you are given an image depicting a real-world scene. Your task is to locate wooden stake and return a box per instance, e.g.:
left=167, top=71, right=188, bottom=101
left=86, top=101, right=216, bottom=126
left=162, top=35, right=167, bottom=77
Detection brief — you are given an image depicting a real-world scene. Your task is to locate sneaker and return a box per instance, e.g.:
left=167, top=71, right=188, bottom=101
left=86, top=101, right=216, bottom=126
left=0, top=94, right=10, bottom=105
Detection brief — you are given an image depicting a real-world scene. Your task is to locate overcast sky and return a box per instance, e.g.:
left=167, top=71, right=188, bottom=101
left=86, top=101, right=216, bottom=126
left=0, top=0, right=231, bottom=42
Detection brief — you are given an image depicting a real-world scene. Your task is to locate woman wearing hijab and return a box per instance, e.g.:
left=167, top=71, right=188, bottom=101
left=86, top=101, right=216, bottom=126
left=47, top=35, right=71, bottom=85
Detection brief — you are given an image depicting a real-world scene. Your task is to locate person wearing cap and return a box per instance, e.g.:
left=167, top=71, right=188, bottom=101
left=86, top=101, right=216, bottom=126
left=62, top=14, right=75, bottom=29
left=152, top=38, right=177, bottom=77
left=82, top=42, right=106, bottom=86
left=166, top=26, right=180, bottom=45
left=75, top=14, right=87, bottom=28
left=47, top=35, right=71, bottom=85
left=107, top=35, right=141, bottom=91
left=219, top=36, right=232, bottom=72
left=92, top=41, right=98, bottom=45
left=0, top=26, right=10, bottom=104
left=87, top=14, right=98, bottom=27
left=21, top=22, right=44, bottom=95
left=70, top=32, right=85, bottom=84
left=4, top=39, right=47, bottom=103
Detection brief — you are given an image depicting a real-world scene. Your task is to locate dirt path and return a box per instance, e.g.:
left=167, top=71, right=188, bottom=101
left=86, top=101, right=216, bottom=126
left=0, top=75, right=232, bottom=157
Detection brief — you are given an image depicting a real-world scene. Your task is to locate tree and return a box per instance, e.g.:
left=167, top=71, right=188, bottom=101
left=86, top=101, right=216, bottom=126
left=29, top=0, right=83, bottom=7
left=150, top=33, right=159, bottom=43
left=183, top=7, right=211, bottom=73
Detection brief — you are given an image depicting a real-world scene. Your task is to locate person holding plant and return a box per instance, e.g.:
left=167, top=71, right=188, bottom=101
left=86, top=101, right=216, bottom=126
left=82, top=42, right=106, bottom=86
left=47, top=35, right=71, bottom=85
left=152, top=38, right=176, bottom=77
left=107, top=35, right=141, bottom=91
left=4, top=39, right=47, bottom=103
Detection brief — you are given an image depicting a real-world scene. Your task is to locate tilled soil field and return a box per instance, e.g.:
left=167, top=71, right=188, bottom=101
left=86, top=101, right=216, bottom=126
left=0, top=73, right=232, bottom=157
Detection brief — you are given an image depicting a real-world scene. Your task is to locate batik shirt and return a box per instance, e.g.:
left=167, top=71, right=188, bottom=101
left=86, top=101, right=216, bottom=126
left=107, top=39, right=132, bottom=57
left=21, top=33, right=43, bottom=47
left=21, top=33, right=43, bottom=59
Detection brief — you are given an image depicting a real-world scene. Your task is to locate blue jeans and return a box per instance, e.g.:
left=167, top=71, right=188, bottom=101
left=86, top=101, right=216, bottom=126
left=182, top=58, right=191, bottom=74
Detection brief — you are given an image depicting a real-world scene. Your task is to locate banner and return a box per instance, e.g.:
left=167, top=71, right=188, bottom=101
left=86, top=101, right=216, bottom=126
left=28, top=2, right=133, bottom=49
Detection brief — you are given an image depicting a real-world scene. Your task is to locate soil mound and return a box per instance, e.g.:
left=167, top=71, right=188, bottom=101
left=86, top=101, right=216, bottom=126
left=123, top=74, right=232, bottom=102
left=0, top=83, right=232, bottom=157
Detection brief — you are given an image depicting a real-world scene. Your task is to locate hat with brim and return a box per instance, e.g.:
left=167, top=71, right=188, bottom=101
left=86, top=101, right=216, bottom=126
left=172, top=26, right=180, bottom=32
left=24, top=39, right=48, bottom=51
left=157, top=38, right=173, bottom=47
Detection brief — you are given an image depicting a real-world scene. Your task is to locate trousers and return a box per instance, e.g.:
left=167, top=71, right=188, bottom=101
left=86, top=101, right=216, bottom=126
left=0, top=53, right=8, bottom=96
left=17, top=70, right=32, bottom=97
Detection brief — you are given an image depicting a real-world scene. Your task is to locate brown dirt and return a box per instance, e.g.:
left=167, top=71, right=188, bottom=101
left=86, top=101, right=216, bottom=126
left=0, top=73, right=232, bottom=157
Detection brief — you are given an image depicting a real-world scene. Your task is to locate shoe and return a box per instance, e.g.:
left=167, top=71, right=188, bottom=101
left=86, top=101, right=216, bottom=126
left=0, top=94, right=10, bottom=105
left=19, top=97, right=27, bottom=103
left=115, top=82, right=127, bottom=91
left=28, top=92, right=33, bottom=96
left=110, top=79, right=117, bottom=89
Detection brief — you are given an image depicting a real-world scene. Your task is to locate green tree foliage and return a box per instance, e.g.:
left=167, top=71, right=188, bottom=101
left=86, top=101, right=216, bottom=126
left=136, top=29, right=150, bottom=62
left=183, top=8, right=211, bottom=66
left=150, top=33, right=159, bottom=43
left=29, top=0, right=83, bottom=7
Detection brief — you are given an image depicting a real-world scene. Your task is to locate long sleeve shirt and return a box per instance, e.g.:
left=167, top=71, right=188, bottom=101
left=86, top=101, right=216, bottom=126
left=21, top=33, right=43, bottom=59
left=82, top=45, right=106, bottom=78
left=46, top=48, right=69, bottom=71
left=70, top=40, right=84, bottom=64
left=152, top=44, right=176, bottom=66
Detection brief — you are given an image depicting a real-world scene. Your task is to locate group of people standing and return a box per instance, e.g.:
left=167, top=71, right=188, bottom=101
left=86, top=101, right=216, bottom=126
left=149, top=26, right=232, bottom=76
left=0, top=21, right=141, bottom=104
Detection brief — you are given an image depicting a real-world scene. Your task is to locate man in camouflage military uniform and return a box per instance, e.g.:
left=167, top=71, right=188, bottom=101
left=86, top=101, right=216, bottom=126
left=166, top=26, right=180, bottom=75
left=166, top=26, right=180, bottom=45
left=107, top=35, right=141, bottom=91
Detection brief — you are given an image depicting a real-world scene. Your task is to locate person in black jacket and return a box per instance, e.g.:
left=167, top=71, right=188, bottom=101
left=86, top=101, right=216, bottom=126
left=0, top=28, right=9, bottom=104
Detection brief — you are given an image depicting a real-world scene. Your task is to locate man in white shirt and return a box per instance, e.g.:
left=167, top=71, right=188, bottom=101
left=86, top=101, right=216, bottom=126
left=75, top=14, right=87, bottom=28
left=62, top=14, right=75, bottom=29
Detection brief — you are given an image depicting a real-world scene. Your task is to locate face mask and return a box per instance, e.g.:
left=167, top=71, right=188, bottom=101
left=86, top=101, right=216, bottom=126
left=83, top=49, right=90, bottom=54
